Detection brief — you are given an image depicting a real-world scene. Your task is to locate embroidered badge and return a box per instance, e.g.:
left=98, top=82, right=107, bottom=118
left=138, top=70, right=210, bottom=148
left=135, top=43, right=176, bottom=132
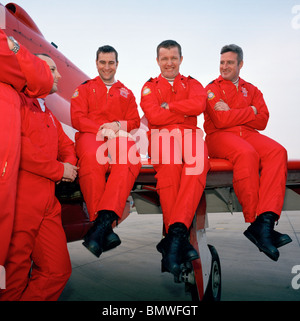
left=207, top=90, right=215, bottom=101
left=142, top=86, right=151, bottom=96
left=72, top=89, right=79, bottom=99
left=120, top=88, right=129, bottom=98
left=241, top=87, right=248, bottom=97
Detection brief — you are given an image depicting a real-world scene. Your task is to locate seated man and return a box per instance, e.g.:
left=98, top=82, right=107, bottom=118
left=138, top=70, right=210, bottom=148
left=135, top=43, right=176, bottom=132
left=204, top=44, right=291, bottom=261
left=71, top=45, right=141, bottom=258
left=140, top=40, right=209, bottom=278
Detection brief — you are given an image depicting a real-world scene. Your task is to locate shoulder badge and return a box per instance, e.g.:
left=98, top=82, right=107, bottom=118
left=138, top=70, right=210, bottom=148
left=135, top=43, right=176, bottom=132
left=142, top=86, right=152, bottom=97
left=72, top=89, right=79, bottom=99
left=207, top=89, right=216, bottom=101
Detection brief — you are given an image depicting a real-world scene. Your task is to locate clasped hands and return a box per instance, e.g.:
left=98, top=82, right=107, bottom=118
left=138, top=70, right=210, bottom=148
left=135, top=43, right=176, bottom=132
left=97, top=121, right=133, bottom=140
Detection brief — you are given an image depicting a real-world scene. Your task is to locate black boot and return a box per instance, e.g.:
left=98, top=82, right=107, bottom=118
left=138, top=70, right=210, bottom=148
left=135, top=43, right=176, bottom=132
left=157, top=234, right=199, bottom=264
left=181, top=240, right=199, bottom=262
left=272, top=230, right=292, bottom=248
left=83, top=210, right=121, bottom=257
left=244, top=212, right=279, bottom=261
left=157, top=223, right=198, bottom=278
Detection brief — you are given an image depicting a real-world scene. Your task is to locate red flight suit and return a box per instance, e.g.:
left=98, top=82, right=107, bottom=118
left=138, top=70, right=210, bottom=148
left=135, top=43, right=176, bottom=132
left=204, top=76, right=287, bottom=223
left=71, top=76, right=141, bottom=221
left=0, top=95, right=77, bottom=301
left=140, top=74, right=209, bottom=232
left=0, top=30, right=53, bottom=266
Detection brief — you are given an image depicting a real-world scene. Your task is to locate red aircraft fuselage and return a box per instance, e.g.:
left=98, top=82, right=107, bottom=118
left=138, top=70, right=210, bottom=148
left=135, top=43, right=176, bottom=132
left=1, top=2, right=89, bottom=127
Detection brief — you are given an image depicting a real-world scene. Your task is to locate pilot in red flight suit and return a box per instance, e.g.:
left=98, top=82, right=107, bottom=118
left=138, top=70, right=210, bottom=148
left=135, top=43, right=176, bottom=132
left=71, top=45, right=141, bottom=258
left=0, top=54, right=78, bottom=301
left=204, top=44, right=291, bottom=261
left=140, top=40, right=209, bottom=279
left=0, top=30, right=53, bottom=267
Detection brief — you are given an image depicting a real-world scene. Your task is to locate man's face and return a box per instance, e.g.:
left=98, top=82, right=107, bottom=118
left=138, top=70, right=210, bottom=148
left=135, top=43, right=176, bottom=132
left=220, top=51, right=243, bottom=82
left=38, top=55, right=61, bottom=94
left=96, top=52, right=118, bottom=83
left=157, top=47, right=183, bottom=79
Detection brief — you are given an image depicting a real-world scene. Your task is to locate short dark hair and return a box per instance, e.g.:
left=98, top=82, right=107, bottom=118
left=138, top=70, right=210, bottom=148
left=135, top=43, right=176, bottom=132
left=220, top=44, right=243, bottom=64
left=96, top=45, right=118, bottom=62
left=157, top=40, right=182, bottom=58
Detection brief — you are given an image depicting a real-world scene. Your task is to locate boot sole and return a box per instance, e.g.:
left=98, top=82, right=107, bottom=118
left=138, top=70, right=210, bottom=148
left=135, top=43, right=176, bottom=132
left=244, top=230, right=279, bottom=261
left=83, top=234, right=121, bottom=256
left=82, top=240, right=102, bottom=258
left=161, top=258, right=181, bottom=278
left=102, top=237, right=121, bottom=252
left=157, top=241, right=199, bottom=263
left=273, top=235, right=292, bottom=248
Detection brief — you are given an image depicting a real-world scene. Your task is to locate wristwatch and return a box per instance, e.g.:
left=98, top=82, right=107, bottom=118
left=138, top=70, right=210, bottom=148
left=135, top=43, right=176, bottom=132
left=8, top=36, right=20, bottom=54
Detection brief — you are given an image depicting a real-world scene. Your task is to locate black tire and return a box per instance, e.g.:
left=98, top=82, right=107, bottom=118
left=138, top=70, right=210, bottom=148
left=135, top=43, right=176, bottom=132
left=189, top=244, right=221, bottom=301
left=202, top=244, right=221, bottom=301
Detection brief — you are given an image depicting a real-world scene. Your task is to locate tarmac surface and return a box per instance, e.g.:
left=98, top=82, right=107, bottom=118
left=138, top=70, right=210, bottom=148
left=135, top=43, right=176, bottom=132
left=59, top=210, right=300, bottom=302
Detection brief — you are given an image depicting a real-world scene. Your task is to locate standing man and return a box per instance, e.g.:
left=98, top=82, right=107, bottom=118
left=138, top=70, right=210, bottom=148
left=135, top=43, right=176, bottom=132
left=0, top=30, right=53, bottom=267
left=0, top=54, right=78, bottom=301
left=140, top=40, right=209, bottom=279
left=71, top=45, right=141, bottom=258
left=204, top=44, right=291, bottom=261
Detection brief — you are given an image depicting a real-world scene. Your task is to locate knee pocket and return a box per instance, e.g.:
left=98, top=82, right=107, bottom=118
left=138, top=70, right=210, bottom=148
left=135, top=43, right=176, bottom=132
left=233, top=167, right=251, bottom=184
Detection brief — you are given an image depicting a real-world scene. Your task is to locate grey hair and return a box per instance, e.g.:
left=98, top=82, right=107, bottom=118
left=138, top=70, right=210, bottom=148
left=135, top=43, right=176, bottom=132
left=220, top=44, right=243, bottom=64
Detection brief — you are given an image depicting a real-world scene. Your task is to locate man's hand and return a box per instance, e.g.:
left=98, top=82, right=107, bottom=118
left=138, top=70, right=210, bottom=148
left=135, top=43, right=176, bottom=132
left=97, top=128, right=116, bottom=140
left=251, top=106, right=257, bottom=115
left=61, top=162, right=78, bottom=183
left=214, top=100, right=230, bottom=111
left=116, top=129, right=134, bottom=140
left=100, top=121, right=120, bottom=133
left=97, top=128, right=134, bottom=141
left=161, top=102, right=169, bottom=110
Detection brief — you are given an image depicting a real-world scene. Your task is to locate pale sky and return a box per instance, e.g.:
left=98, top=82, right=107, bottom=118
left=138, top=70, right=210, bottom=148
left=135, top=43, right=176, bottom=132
left=3, top=0, right=300, bottom=158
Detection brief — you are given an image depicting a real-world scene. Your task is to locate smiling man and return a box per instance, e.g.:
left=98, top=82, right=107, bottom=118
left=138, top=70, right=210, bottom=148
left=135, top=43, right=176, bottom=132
left=204, top=44, right=291, bottom=261
left=140, top=40, right=209, bottom=279
left=71, top=45, right=141, bottom=259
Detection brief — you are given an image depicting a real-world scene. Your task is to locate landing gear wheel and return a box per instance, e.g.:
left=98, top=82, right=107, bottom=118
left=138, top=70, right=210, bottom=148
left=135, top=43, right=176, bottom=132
left=202, top=244, right=221, bottom=301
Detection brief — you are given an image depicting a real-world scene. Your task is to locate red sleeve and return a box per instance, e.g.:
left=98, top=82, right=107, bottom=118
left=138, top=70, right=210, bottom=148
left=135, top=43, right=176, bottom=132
left=16, top=46, right=53, bottom=98
left=119, top=92, right=140, bottom=133
left=169, top=78, right=207, bottom=116
left=205, top=83, right=256, bottom=129
left=19, top=103, right=64, bottom=182
left=244, top=87, right=269, bottom=130
left=0, top=30, right=53, bottom=97
left=140, top=82, right=185, bottom=126
left=55, top=116, right=78, bottom=166
left=0, top=30, right=27, bottom=91
left=20, top=136, right=64, bottom=182
left=71, top=85, right=100, bottom=134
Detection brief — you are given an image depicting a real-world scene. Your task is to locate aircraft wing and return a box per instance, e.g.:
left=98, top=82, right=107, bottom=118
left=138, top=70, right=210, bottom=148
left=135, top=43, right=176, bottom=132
left=132, top=159, right=300, bottom=215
